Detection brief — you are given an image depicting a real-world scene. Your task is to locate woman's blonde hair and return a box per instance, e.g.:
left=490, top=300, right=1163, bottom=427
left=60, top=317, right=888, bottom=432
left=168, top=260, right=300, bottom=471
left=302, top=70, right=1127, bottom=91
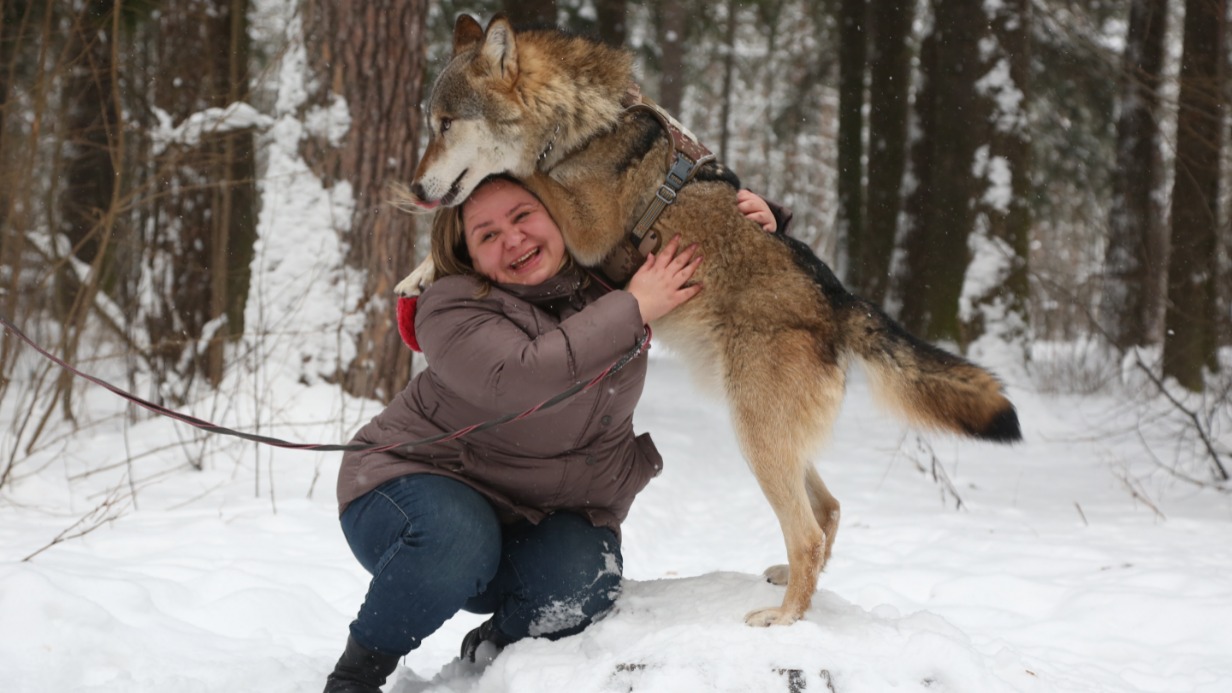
left=429, top=200, right=479, bottom=283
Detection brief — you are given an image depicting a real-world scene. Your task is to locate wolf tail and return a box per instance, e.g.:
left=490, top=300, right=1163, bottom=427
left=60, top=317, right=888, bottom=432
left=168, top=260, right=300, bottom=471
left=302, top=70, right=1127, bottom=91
left=841, top=299, right=1022, bottom=443
left=771, top=232, right=1021, bottom=443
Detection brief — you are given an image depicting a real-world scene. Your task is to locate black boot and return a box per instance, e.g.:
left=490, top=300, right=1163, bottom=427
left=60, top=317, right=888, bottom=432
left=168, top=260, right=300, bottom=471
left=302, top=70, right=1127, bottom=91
left=460, top=618, right=512, bottom=664
left=323, top=635, right=401, bottom=693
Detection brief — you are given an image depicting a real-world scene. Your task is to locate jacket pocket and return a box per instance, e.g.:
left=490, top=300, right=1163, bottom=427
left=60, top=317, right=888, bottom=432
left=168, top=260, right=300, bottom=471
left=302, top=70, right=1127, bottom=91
left=634, top=432, right=663, bottom=478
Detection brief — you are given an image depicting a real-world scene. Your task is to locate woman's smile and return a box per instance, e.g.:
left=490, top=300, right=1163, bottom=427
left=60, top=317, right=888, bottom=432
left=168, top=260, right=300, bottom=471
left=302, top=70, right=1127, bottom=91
left=462, top=179, right=567, bottom=286
left=509, top=247, right=541, bottom=272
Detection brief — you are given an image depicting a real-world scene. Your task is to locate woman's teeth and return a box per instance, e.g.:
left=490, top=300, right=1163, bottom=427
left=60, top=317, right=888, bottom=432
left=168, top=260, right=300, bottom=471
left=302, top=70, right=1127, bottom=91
left=511, top=248, right=539, bottom=270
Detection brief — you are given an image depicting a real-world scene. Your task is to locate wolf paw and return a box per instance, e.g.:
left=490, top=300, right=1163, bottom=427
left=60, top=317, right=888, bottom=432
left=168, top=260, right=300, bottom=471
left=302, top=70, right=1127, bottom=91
left=395, top=257, right=437, bottom=297
left=744, top=606, right=799, bottom=627
left=762, top=564, right=790, bottom=586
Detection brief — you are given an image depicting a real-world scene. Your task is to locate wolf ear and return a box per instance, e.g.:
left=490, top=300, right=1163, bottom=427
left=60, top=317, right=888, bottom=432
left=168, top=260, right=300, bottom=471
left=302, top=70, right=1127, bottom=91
left=453, top=14, right=484, bottom=56
left=481, top=15, right=518, bottom=82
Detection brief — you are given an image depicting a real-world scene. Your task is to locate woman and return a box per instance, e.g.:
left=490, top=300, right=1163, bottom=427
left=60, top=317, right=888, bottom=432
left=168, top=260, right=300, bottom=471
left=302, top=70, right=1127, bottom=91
left=324, top=176, right=783, bottom=692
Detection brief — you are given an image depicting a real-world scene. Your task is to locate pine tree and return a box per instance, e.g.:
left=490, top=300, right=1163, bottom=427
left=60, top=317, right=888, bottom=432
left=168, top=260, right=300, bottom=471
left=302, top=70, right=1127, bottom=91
left=863, top=0, right=913, bottom=304
left=301, top=0, right=432, bottom=401
left=1100, top=0, right=1168, bottom=350
left=960, top=0, right=1032, bottom=368
left=1163, top=0, right=1225, bottom=391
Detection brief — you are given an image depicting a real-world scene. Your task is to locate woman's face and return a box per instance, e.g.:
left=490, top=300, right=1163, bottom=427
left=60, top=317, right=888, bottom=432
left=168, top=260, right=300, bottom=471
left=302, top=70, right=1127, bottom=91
left=462, top=179, right=567, bottom=286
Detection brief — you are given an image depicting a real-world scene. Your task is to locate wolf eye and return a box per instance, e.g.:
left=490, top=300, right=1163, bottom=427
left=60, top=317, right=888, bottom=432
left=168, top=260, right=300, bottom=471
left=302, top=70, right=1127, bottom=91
left=440, top=118, right=452, bottom=133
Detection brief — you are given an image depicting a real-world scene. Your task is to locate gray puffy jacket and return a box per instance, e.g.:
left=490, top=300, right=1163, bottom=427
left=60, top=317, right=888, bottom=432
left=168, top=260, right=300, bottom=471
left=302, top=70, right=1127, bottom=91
left=336, top=266, right=663, bottom=533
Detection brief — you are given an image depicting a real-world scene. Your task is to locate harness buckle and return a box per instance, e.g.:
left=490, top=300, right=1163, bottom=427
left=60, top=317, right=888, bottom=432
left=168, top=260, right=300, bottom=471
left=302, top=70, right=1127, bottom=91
left=666, top=154, right=696, bottom=189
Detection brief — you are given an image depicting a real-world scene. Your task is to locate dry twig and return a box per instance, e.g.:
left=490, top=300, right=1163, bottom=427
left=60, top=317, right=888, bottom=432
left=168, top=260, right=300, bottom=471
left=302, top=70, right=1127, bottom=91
left=21, top=483, right=132, bottom=562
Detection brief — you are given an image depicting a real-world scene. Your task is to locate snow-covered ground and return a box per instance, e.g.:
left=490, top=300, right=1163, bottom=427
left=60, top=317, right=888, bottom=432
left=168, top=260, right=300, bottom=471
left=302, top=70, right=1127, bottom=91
left=6, top=2, right=1228, bottom=690
left=2, top=347, right=1229, bottom=693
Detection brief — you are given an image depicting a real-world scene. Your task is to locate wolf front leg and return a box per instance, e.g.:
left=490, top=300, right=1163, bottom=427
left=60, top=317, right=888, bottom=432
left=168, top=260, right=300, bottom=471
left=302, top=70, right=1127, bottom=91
left=395, top=256, right=437, bottom=297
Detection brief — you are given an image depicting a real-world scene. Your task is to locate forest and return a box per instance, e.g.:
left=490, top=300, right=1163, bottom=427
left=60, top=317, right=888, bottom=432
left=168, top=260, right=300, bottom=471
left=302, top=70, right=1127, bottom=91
left=3, top=2, right=1232, bottom=691
left=1, top=0, right=1229, bottom=483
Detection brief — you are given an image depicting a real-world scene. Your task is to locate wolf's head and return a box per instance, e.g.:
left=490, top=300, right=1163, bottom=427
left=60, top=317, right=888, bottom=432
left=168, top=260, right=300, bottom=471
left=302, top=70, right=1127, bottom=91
left=407, top=15, right=540, bottom=210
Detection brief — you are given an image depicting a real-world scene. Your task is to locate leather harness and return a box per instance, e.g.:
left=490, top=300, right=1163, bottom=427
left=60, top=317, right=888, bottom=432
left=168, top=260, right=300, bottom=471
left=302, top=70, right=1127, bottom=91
left=598, top=98, right=717, bottom=284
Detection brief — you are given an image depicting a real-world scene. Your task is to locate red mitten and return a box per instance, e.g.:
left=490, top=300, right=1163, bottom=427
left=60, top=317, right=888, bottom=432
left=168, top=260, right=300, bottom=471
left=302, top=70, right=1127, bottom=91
left=397, top=296, right=421, bottom=352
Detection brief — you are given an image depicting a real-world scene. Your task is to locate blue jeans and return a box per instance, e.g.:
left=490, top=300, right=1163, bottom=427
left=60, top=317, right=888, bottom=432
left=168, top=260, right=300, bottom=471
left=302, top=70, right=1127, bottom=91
left=339, top=474, right=623, bottom=656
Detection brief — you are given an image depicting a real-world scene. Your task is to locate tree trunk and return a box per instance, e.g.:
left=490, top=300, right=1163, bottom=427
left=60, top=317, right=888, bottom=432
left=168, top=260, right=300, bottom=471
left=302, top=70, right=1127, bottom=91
left=960, top=0, right=1031, bottom=367
left=502, top=0, right=556, bottom=27
left=892, top=0, right=985, bottom=344
left=863, top=0, right=912, bottom=304
left=1100, top=0, right=1168, bottom=350
left=214, top=0, right=259, bottom=384
left=54, top=0, right=122, bottom=417
left=1163, top=0, right=1225, bottom=391
left=302, top=0, right=431, bottom=402
left=0, top=1, right=31, bottom=236
left=0, top=0, right=34, bottom=301
left=892, top=20, right=938, bottom=332
left=145, top=0, right=258, bottom=395
left=593, top=0, right=627, bottom=47
left=57, top=0, right=120, bottom=296
left=836, top=0, right=866, bottom=285
left=718, top=0, right=738, bottom=163
left=654, top=2, right=688, bottom=115
left=0, top=0, right=39, bottom=379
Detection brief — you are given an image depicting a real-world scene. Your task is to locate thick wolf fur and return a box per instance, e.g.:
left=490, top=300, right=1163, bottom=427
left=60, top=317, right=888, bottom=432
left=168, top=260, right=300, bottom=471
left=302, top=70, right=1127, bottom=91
left=400, top=15, right=1021, bottom=626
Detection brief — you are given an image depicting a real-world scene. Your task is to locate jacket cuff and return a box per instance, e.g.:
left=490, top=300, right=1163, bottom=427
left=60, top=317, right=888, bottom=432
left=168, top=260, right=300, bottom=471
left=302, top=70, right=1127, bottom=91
left=764, top=198, right=794, bottom=236
left=557, top=289, right=646, bottom=379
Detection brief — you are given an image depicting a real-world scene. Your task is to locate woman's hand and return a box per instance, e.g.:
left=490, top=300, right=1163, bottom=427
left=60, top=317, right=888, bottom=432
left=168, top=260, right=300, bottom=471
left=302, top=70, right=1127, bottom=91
left=737, top=189, right=777, bottom=232
left=626, top=236, right=703, bottom=324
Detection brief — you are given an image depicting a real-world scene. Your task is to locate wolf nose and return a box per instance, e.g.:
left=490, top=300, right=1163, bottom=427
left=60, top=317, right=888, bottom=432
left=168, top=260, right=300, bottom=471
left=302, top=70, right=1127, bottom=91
left=410, top=182, right=428, bottom=202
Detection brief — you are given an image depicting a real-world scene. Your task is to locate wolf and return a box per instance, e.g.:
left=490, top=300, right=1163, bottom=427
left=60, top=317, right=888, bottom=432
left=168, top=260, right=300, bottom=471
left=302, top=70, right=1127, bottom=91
left=395, top=14, right=1021, bottom=627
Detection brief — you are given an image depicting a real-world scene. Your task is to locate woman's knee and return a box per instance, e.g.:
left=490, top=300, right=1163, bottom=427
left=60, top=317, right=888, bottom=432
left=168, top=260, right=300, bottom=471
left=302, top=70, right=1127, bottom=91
left=533, top=512, right=623, bottom=578
left=344, top=474, right=502, bottom=580
left=514, top=513, right=624, bottom=629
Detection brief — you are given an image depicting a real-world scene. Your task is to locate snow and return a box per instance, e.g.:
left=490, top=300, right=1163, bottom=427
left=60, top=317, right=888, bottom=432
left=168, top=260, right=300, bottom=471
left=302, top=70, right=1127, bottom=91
left=244, top=0, right=365, bottom=385
left=5, top=2, right=1229, bottom=691
left=974, top=146, right=1015, bottom=213
left=149, top=102, right=275, bottom=154
left=3, top=345, right=1231, bottom=693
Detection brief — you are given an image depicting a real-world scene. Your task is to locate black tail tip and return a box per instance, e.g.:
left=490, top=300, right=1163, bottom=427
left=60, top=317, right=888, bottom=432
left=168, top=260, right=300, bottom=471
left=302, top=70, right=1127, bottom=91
left=977, top=405, right=1022, bottom=444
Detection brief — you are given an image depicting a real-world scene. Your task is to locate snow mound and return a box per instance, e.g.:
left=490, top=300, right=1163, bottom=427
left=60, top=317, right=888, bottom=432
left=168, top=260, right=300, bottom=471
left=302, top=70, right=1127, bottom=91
left=394, top=572, right=1049, bottom=693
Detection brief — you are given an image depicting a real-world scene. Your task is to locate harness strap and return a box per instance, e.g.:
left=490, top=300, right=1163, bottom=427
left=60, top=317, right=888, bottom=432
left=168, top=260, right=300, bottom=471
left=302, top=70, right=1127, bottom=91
left=628, top=153, right=705, bottom=255
left=624, top=102, right=717, bottom=253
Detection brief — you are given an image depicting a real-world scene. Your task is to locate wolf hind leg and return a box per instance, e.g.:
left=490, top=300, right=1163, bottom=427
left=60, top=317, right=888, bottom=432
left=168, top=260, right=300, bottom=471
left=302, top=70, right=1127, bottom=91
left=762, top=466, right=840, bottom=587
left=762, top=563, right=790, bottom=586
left=807, top=465, right=840, bottom=566
left=725, top=333, right=844, bottom=626
left=743, top=462, right=824, bottom=627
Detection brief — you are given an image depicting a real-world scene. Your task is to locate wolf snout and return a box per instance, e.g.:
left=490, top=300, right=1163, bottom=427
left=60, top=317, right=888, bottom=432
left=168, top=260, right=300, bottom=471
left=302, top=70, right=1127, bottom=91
left=398, top=181, right=440, bottom=212
left=409, top=182, right=431, bottom=204
left=405, top=168, right=467, bottom=210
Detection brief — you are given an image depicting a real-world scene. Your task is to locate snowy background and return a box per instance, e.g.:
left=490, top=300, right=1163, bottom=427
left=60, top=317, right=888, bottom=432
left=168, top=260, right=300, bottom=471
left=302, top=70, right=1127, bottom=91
left=3, top=2, right=1231, bottom=691
left=3, top=343, right=1231, bottom=692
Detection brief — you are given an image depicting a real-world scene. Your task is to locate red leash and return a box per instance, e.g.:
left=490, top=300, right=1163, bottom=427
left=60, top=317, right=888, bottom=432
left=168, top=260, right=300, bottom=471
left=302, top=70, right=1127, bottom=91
left=0, top=313, right=649, bottom=454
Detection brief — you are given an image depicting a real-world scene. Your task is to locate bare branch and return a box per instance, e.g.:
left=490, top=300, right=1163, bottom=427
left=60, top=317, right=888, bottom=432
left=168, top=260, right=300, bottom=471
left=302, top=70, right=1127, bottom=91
left=1132, top=353, right=1230, bottom=482
left=21, top=483, right=132, bottom=562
